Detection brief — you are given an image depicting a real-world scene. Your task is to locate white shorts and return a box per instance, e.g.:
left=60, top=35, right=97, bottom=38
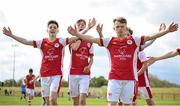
left=69, top=75, right=90, bottom=97
left=107, top=80, right=135, bottom=104
left=41, top=75, right=62, bottom=97
left=26, top=88, right=34, bottom=96
left=138, top=86, right=153, bottom=99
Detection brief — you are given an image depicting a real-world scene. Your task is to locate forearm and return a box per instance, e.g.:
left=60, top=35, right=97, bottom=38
left=81, top=27, right=90, bottom=34
left=76, top=33, right=100, bottom=45
left=141, top=39, right=156, bottom=50
left=144, top=30, right=169, bottom=43
left=156, top=51, right=179, bottom=61
left=34, top=76, right=40, bottom=81
left=11, top=34, right=33, bottom=46
left=98, top=32, right=103, bottom=38
left=138, top=63, right=148, bottom=76
left=88, top=57, right=93, bottom=68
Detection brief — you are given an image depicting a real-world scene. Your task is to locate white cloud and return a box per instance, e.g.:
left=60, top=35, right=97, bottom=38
left=145, top=0, right=180, bottom=25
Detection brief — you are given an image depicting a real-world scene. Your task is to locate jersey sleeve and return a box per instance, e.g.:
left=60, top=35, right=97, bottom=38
left=59, top=37, right=69, bottom=46
left=33, top=40, right=43, bottom=49
left=138, top=51, right=147, bottom=63
left=99, top=37, right=112, bottom=47
left=89, top=44, right=94, bottom=57
left=133, top=36, right=145, bottom=51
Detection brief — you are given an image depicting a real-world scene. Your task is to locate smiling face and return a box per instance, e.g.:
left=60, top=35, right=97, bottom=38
left=47, top=23, right=59, bottom=38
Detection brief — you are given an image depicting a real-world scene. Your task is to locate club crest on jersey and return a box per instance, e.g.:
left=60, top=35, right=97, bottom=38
left=127, top=40, right=133, bottom=45
left=54, top=43, right=59, bottom=48
left=87, top=43, right=91, bottom=48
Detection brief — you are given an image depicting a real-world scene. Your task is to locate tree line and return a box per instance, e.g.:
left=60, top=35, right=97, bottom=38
left=0, top=74, right=179, bottom=88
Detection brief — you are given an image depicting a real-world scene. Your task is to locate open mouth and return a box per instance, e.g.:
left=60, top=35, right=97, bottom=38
left=50, top=31, right=55, bottom=34
left=79, top=28, right=84, bottom=31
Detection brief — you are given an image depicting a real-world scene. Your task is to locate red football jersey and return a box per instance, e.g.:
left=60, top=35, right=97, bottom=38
left=26, top=74, right=35, bottom=89
left=100, top=35, right=144, bottom=80
left=33, top=37, right=69, bottom=77
left=69, top=41, right=94, bottom=75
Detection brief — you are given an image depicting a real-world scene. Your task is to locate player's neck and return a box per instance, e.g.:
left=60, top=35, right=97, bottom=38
left=117, top=34, right=126, bottom=40
left=48, top=36, right=56, bottom=42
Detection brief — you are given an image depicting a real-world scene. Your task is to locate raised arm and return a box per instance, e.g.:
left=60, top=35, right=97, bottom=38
left=96, top=23, right=103, bottom=38
left=70, top=18, right=96, bottom=51
left=141, top=23, right=167, bottom=50
left=2, top=27, right=34, bottom=46
left=141, top=39, right=156, bottom=50
left=67, top=26, right=101, bottom=45
left=81, top=18, right=96, bottom=34
left=148, top=49, right=180, bottom=66
left=143, top=22, right=178, bottom=43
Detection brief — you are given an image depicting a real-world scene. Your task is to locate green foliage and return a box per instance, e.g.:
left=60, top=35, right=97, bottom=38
left=149, top=74, right=180, bottom=88
left=2, top=73, right=180, bottom=88
left=90, top=76, right=108, bottom=87
left=89, top=74, right=180, bottom=88
left=3, top=79, right=17, bottom=87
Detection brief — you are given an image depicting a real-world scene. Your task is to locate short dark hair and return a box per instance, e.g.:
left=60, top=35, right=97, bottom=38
left=113, top=17, right=127, bottom=25
left=128, top=27, right=133, bottom=35
left=29, top=68, right=33, bottom=73
left=47, top=20, right=59, bottom=28
left=76, top=19, right=86, bottom=25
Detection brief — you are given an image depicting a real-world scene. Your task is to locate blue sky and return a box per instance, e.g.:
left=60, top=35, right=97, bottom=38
left=0, top=0, right=180, bottom=84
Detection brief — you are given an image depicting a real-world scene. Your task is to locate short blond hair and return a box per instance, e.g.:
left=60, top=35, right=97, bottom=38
left=113, top=17, right=127, bottom=25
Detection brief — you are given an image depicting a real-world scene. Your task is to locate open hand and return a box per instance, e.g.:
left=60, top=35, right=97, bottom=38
left=159, top=23, right=166, bottom=31
left=168, top=22, right=178, bottom=32
left=67, top=25, right=79, bottom=36
left=2, top=27, right=13, bottom=36
left=96, top=23, right=103, bottom=37
left=88, top=18, right=96, bottom=29
left=83, top=66, right=90, bottom=73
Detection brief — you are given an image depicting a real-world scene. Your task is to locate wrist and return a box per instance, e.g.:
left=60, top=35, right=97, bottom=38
left=87, top=25, right=92, bottom=30
left=165, top=29, right=170, bottom=33
left=11, top=34, right=15, bottom=37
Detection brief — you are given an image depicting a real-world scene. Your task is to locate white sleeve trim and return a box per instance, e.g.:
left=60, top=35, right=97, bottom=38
left=133, top=36, right=141, bottom=47
left=138, top=51, right=147, bottom=62
left=59, top=37, right=67, bottom=46
left=35, top=40, right=43, bottom=49
left=102, top=37, right=112, bottom=47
